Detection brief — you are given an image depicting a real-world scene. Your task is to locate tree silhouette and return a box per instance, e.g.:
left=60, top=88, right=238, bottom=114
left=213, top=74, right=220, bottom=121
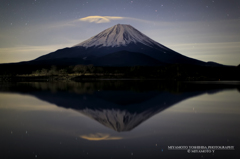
left=41, top=69, right=48, bottom=75
left=73, top=65, right=87, bottom=75
left=49, top=65, right=57, bottom=76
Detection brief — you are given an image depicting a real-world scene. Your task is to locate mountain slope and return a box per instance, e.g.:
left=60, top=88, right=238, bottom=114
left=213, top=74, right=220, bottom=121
left=94, top=50, right=164, bottom=66
left=32, top=24, right=220, bottom=66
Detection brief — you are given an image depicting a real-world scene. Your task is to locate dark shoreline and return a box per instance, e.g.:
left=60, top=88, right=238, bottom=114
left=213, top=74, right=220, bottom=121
left=1, top=75, right=240, bottom=82
left=1, top=64, right=240, bottom=82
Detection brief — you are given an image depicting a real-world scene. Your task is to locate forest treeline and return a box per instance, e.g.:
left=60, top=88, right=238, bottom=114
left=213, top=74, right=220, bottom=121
left=31, top=64, right=96, bottom=76
left=0, top=63, right=240, bottom=81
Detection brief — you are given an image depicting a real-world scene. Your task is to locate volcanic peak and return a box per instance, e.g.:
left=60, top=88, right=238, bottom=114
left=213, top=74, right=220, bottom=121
left=74, top=24, right=165, bottom=49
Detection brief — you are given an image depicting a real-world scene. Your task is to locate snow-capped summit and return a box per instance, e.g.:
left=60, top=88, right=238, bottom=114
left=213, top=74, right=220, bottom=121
left=74, top=24, right=165, bottom=49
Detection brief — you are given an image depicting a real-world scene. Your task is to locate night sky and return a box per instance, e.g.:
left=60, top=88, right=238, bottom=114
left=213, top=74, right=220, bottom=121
left=0, top=0, right=240, bottom=65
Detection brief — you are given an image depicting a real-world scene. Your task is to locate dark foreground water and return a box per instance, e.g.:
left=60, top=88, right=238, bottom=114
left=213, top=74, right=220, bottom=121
left=0, top=81, right=240, bottom=159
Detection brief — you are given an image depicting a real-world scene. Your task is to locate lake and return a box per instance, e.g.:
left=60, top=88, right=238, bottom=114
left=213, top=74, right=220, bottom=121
left=0, top=81, right=240, bottom=159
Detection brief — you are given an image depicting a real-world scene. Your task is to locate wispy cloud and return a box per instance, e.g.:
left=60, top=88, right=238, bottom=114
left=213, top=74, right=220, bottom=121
left=0, top=93, right=69, bottom=112
left=167, top=42, right=240, bottom=65
left=0, top=44, right=72, bottom=63
left=79, top=16, right=124, bottom=23
left=80, top=133, right=122, bottom=141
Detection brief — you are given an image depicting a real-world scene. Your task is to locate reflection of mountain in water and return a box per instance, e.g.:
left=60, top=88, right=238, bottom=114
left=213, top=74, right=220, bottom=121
left=1, top=81, right=239, bottom=132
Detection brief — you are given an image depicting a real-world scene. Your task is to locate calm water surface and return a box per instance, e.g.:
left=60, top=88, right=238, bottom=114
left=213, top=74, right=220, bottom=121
left=0, top=81, right=240, bottom=159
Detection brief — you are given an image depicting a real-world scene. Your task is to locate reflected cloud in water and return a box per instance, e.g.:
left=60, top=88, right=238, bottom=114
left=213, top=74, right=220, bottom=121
left=80, top=133, right=122, bottom=141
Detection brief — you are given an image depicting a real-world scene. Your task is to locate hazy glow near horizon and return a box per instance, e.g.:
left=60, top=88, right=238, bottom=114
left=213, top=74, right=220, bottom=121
left=0, top=0, right=240, bottom=65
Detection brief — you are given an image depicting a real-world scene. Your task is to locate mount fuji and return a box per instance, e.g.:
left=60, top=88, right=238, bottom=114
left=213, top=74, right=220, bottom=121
left=32, top=24, right=221, bottom=66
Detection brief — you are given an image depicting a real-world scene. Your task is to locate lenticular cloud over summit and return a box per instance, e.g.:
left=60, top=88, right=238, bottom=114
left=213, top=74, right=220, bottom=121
left=79, top=16, right=124, bottom=23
